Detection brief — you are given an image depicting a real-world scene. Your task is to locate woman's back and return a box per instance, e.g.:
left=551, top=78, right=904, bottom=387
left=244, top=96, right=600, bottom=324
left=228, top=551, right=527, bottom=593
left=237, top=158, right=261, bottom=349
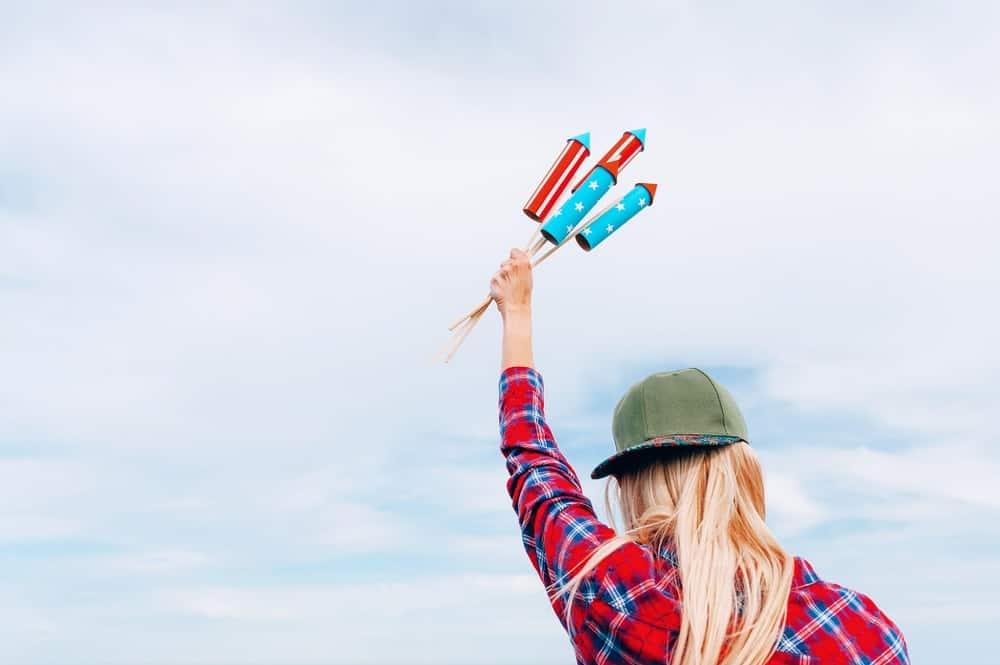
left=498, top=365, right=908, bottom=665
left=564, top=538, right=905, bottom=663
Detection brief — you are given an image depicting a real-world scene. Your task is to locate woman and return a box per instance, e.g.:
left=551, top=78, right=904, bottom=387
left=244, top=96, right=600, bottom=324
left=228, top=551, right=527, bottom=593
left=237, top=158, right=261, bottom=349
left=490, top=248, right=909, bottom=665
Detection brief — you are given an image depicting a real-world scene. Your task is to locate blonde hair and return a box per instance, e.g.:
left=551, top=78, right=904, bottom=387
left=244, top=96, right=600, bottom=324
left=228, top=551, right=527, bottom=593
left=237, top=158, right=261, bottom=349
left=557, top=443, right=794, bottom=665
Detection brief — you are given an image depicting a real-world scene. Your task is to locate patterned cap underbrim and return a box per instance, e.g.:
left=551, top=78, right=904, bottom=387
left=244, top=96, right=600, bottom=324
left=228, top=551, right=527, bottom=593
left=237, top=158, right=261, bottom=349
left=590, top=434, right=745, bottom=479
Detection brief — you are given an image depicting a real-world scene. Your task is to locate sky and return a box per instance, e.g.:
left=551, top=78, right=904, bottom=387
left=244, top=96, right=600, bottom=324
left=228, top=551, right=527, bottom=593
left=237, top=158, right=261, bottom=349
left=1, top=1, right=998, bottom=663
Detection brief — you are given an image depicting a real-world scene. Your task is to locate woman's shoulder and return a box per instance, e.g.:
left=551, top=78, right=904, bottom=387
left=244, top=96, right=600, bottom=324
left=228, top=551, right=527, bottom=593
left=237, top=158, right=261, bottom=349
left=584, top=539, right=682, bottom=618
left=570, top=541, right=683, bottom=662
left=783, top=556, right=909, bottom=663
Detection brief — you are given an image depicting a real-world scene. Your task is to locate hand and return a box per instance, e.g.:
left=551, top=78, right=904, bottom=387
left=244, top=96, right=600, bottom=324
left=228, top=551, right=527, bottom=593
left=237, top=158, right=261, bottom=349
left=490, top=248, right=533, bottom=319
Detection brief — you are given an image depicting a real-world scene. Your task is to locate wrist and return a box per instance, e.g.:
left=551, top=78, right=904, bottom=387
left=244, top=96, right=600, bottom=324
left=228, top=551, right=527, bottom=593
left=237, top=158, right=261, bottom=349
left=501, top=303, right=532, bottom=324
left=500, top=304, right=533, bottom=371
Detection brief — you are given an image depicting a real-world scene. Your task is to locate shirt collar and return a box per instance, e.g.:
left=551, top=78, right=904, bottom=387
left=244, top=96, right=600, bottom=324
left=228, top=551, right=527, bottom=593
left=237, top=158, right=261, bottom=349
left=792, top=556, right=821, bottom=588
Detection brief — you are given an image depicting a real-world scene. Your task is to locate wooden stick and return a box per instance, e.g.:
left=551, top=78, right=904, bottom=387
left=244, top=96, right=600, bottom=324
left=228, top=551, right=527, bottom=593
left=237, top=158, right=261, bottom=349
left=448, top=294, right=490, bottom=331
left=434, top=318, right=465, bottom=362
left=532, top=229, right=580, bottom=268
left=529, top=235, right=548, bottom=256
left=524, top=225, right=541, bottom=250
left=532, top=242, right=559, bottom=267
left=443, top=305, right=488, bottom=363
left=436, top=307, right=478, bottom=362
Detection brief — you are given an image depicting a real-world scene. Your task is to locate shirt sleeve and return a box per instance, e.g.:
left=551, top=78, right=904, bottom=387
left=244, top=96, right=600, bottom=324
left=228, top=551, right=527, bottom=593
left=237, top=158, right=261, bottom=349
left=498, top=366, right=620, bottom=626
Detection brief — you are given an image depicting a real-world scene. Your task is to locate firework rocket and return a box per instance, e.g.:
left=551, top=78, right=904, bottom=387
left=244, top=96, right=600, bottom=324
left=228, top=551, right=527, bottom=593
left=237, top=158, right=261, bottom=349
left=522, top=133, right=591, bottom=222
left=538, top=128, right=646, bottom=245
left=439, top=128, right=658, bottom=364
left=575, top=183, right=658, bottom=251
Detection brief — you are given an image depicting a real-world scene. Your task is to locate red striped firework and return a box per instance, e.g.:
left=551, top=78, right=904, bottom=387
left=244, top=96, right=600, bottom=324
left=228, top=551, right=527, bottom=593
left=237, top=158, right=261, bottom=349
left=522, top=132, right=591, bottom=221
left=572, top=128, right=646, bottom=191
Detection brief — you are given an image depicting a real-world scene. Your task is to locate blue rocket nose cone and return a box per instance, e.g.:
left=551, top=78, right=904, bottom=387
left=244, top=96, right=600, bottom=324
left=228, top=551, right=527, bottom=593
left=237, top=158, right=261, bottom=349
left=569, top=132, right=591, bottom=151
left=628, top=128, right=646, bottom=146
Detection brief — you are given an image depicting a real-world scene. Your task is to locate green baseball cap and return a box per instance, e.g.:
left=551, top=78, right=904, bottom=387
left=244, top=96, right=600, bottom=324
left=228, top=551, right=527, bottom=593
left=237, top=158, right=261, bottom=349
left=591, top=368, right=749, bottom=479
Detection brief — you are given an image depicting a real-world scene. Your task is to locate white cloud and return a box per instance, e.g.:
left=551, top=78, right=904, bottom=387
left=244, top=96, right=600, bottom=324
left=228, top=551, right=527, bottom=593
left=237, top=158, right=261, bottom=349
left=765, top=443, right=1000, bottom=516
left=156, top=573, right=541, bottom=621
left=0, top=2, right=997, bottom=663
left=106, top=549, right=215, bottom=574
left=138, top=574, right=565, bottom=665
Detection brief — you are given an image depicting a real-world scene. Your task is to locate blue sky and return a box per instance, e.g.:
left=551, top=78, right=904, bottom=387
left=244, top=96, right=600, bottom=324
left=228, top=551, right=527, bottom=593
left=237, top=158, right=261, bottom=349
left=1, top=2, right=998, bottom=663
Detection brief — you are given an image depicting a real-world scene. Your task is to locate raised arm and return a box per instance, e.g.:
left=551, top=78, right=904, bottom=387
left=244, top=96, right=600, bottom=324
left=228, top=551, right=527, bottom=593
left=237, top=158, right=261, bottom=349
left=490, top=248, right=619, bottom=628
left=490, top=248, right=535, bottom=372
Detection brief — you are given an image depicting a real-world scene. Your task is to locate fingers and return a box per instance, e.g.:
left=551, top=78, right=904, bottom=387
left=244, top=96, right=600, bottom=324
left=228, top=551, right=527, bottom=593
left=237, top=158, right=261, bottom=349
left=493, top=247, right=532, bottom=290
left=504, top=248, right=531, bottom=270
left=489, top=274, right=503, bottom=300
left=491, top=247, right=533, bottom=313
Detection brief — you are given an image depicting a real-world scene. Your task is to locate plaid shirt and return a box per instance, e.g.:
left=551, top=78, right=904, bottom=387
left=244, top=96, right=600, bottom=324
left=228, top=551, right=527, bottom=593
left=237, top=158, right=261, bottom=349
left=499, top=366, right=910, bottom=665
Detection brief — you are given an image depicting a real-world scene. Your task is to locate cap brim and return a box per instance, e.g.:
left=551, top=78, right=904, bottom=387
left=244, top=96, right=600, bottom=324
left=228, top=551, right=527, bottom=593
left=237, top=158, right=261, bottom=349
left=590, top=435, right=745, bottom=479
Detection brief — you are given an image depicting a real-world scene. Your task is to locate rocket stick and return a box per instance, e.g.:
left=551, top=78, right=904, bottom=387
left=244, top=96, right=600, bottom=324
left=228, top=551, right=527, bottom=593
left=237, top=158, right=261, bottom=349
left=525, top=225, right=541, bottom=251
left=448, top=295, right=491, bottom=331
left=438, top=299, right=491, bottom=361
left=532, top=243, right=561, bottom=268
left=440, top=302, right=488, bottom=362
left=436, top=312, right=477, bottom=362
left=443, top=307, right=486, bottom=364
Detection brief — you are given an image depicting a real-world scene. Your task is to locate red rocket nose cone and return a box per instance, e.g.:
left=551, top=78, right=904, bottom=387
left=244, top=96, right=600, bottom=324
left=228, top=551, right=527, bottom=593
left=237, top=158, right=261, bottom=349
left=638, top=182, right=658, bottom=203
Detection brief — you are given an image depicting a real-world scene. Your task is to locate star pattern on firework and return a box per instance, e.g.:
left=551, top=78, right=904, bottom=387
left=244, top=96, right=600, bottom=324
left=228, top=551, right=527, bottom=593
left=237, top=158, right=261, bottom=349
left=575, top=202, right=584, bottom=212
left=552, top=207, right=562, bottom=217
left=616, top=202, right=625, bottom=212
left=606, top=223, right=614, bottom=233
left=638, top=197, right=647, bottom=207
left=582, top=227, right=592, bottom=236
left=588, top=180, right=599, bottom=190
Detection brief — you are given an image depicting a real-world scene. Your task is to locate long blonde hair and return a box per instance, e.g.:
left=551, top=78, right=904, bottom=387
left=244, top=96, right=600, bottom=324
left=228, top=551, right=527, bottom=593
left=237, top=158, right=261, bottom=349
left=558, top=443, right=794, bottom=665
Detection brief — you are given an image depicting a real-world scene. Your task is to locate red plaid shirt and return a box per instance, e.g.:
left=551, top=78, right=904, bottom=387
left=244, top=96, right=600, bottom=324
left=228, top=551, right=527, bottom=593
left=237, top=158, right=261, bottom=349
left=499, top=366, right=909, bottom=665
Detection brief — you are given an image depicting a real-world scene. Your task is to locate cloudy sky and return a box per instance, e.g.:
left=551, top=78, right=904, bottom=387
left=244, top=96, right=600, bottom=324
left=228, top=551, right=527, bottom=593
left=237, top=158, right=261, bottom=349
left=1, top=2, right=997, bottom=663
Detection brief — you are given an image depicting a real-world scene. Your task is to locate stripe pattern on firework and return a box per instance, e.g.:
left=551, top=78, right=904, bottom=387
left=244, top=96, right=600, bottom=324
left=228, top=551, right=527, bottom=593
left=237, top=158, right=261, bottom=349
left=572, top=128, right=646, bottom=192
left=523, top=133, right=591, bottom=221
